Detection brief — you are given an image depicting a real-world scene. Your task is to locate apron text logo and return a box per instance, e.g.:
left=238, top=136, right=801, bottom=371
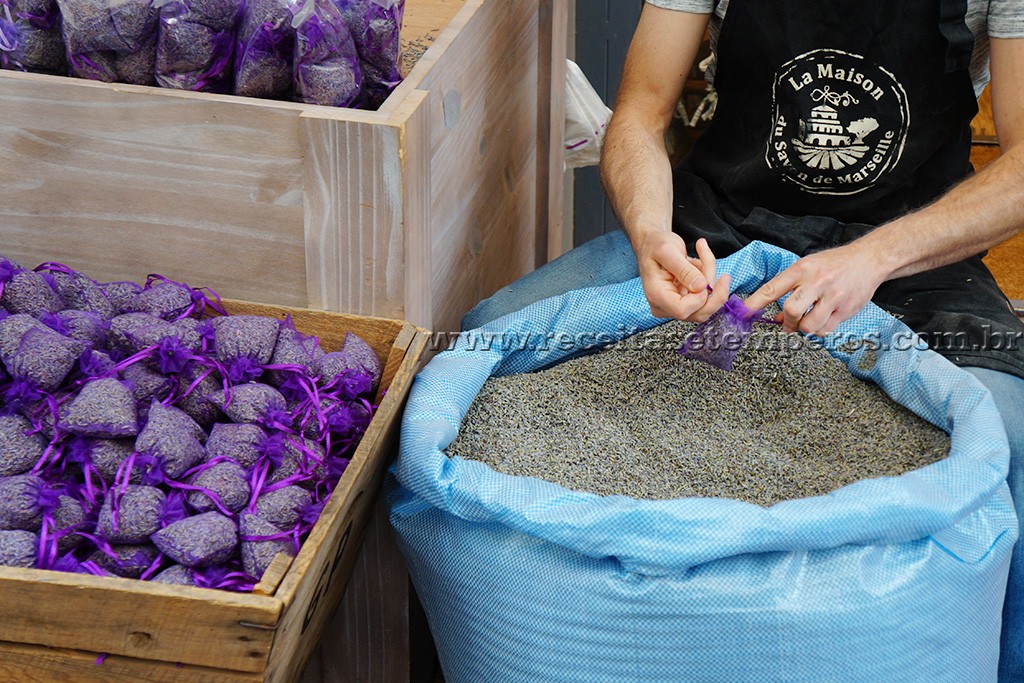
left=767, top=48, right=909, bottom=196
left=787, top=63, right=886, bottom=102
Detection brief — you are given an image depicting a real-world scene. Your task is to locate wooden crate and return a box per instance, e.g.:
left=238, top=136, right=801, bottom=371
left=0, top=300, right=430, bottom=682
left=0, top=0, right=567, bottom=334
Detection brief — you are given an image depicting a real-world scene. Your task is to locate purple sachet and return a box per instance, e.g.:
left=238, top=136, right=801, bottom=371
left=89, top=543, right=160, bottom=578
left=314, top=353, right=372, bottom=400
left=239, top=512, right=294, bottom=579
left=113, top=32, right=157, bottom=84
left=5, top=325, right=85, bottom=393
left=45, top=268, right=116, bottom=320
left=208, top=382, right=288, bottom=425
left=205, top=422, right=267, bottom=468
left=125, top=280, right=196, bottom=321
left=186, top=460, right=250, bottom=513
left=86, top=437, right=141, bottom=484
left=152, top=563, right=196, bottom=584
left=337, top=331, right=381, bottom=388
left=340, top=0, right=402, bottom=109
left=151, top=511, right=238, bottom=567
left=0, top=313, right=44, bottom=362
left=42, top=310, right=109, bottom=348
left=72, top=348, right=117, bottom=383
left=107, top=312, right=166, bottom=358
left=0, top=0, right=66, bottom=74
left=124, top=318, right=202, bottom=357
left=1, top=269, right=63, bottom=318
left=121, top=364, right=175, bottom=422
left=51, top=494, right=89, bottom=553
left=253, top=484, right=311, bottom=529
left=102, top=281, right=144, bottom=315
left=99, top=485, right=165, bottom=544
left=0, top=414, right=47, bottom=477
left=0, top=474, right=59, bottom=531
left=57, top=0, right=157, bottom=52
left=301, top=396, right=371, bottom=453
left=266, top=315, right=324, bottom=386
left=59, top=0, right=159, bottom=82
left=175, top=361, right=223, bottom=428
left=66, top=49, right=118, bottom=82
left=0, top=529, right=37, bottom=567
left=292, top=0, right=362, bottom=107
left=154, top=0, right=241, bottom=92
left=135, top=401, right=206, bottom=479
left=267, top=435, right=326, bottom=488
left=234, top=0, right=296, bottom=98
left=59, top=377, right=140, bottom=438
left=213, top=314, right=280, bottom=383
left=678, top=295, right=765, bottom=372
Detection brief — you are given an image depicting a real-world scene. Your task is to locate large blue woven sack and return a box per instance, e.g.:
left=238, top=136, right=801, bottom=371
left=389, top=241, right=1017, bottom=682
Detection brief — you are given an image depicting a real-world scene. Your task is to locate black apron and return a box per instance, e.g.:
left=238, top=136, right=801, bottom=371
left=672, top=0, right=1024, bottom=379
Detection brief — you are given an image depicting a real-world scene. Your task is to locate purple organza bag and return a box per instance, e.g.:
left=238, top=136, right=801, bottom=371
left=113, top=29, right=156, bottom=84
left=340, top=0, right=402, bottom=109
left=234, top=0, right=295, bottom=98
left=291, top=0, right=361, bottom=106
left=0, top=0, right=66, bottom=74
left=678, top=295, right=767, bottom=372
left=154, top=0, right=242, bottom=92
left=58, top=0, right=159, bottom=82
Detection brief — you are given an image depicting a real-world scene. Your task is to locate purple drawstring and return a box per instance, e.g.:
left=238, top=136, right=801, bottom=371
left=33, top=261, right=77, bottom=276
left=164, top=479, right=236, bottom=519
left=0, top=257, right=18, bottom=298
left=193, top=565, right=257, bottom=592
left=75, top=530, right=120, bottom=563
left=138, top=552, right=166, bottom=581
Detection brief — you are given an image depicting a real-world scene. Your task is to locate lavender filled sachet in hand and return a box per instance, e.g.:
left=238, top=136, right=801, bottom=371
left=678, top=294, right=767, bottom=371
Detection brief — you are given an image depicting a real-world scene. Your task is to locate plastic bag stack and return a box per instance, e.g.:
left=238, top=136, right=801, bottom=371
left=0, top=0, right=402, bottom=108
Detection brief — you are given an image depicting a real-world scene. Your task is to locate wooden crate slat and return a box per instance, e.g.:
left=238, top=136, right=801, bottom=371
left=0, top=568, right=280, bottom=672
left=398, top=88, right=434, bottom=330
left=0, top=639, right=263, bottom=683
left=301, top=115, right=405, bottom=320
left=254, top=554, right=296, bottom=597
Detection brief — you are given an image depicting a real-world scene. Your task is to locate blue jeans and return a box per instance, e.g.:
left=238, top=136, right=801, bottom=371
left=463, top=229, right=1024, bottom=679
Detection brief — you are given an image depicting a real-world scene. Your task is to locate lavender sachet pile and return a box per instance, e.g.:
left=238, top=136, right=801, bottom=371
left=1, top=0, right=405, bottom=111
left=0, top=256, right=381, bottom=591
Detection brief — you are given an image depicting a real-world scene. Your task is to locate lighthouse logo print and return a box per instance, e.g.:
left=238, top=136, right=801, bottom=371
left=766, top=49, right=909, bottom=195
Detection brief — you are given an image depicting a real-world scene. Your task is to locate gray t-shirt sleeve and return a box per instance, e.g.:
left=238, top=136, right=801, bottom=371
left=644, top=0, right=714, bottom=13
left=989, top=0, right=1024, bottom=38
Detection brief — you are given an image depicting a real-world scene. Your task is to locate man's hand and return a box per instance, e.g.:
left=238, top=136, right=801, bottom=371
left=636, top=233, right=731, bottom=321
left=745, top=241, right=886, bottom=335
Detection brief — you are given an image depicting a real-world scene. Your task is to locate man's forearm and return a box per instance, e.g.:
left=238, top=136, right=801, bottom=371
left=600, top=115, right=676, bottom=245
left=859, top=37, right=1024, bottom=283
left=597, top=5, right=709, bottom=251
left=860, top=146, right=1024, bottom=282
